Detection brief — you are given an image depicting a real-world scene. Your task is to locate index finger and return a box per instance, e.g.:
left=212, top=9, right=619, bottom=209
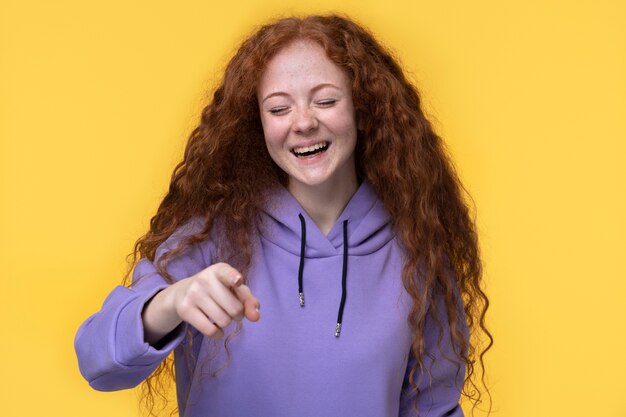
left=210, top=262, right=244, bottom=288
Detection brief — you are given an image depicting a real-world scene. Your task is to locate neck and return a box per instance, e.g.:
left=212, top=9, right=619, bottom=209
left=288, top=176, right=359, bottom=236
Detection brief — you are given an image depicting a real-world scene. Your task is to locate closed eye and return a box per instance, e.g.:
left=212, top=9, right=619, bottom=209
left=316, top=99, right=337, bottom=107
left=269, top=107, right=289, bottom=115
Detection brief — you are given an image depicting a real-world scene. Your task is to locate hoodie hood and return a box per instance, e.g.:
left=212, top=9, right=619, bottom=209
left=258, top=179, right=395, bottom=258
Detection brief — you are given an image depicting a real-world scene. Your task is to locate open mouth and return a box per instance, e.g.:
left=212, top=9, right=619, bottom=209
left=291, top=142, right=329, bottom=158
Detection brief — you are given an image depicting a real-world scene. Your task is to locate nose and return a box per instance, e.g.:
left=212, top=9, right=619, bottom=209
left=292, top=107, right=318, bottom=134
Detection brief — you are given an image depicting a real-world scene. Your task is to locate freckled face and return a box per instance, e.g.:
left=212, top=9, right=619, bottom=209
left=257, top=40, right=358, bottom=191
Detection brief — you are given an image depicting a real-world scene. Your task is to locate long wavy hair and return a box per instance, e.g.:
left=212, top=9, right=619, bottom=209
left=124, top=14, right=492, bottom=416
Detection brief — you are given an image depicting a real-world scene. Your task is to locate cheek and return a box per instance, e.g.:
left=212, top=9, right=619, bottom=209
left=327, top=104, right=358, bottom=135
left=330, top=115, right=358, bottom=144
left=260, top=117, right=289, bottom=149
left=262, top=130, right=282, bottom=153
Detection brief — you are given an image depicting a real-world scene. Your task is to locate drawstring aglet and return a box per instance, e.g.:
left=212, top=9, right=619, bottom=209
left=299, top=292, right=305, bottom=307
left=335, top=323, right=342, bottom=337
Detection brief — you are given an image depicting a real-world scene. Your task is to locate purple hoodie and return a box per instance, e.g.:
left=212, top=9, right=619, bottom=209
left=75, top=180, right=466, bottom=416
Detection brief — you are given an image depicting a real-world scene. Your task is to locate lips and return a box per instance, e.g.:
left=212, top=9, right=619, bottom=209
left=291, top=141, right=329, bottom=158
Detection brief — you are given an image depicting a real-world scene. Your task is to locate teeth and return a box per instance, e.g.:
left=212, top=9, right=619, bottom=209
left=293, top=142, right=328, bottom=154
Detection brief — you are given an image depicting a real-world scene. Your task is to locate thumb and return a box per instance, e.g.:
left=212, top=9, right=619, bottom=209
left=233, top=284, right=261, bottom=322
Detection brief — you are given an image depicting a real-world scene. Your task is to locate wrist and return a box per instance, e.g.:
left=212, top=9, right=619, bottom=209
left=142, top=285, right=183, bottom=345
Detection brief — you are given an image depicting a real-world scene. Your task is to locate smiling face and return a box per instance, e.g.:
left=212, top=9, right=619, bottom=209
left=257, top=40, right=358, bottom=194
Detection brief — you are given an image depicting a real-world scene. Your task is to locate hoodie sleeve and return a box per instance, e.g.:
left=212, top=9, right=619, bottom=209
left=398, top=283, right=468, bottom=417
left=74, top=220, right=211, bottom=391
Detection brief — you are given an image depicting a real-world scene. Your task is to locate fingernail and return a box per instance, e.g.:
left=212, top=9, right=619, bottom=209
left=256, top=303, right=261, bottom=312
left=232, top=274, right=243, bottom=286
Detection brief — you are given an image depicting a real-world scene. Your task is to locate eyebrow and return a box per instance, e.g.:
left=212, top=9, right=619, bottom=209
left=261, top=83, right=341, bottom=103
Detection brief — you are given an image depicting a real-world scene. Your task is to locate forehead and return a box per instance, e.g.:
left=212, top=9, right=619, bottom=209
left=257, top=40, right=349, bottom=94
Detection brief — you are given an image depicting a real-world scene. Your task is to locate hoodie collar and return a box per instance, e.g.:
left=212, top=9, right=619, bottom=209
left=258, top=180, right=395, bottom=258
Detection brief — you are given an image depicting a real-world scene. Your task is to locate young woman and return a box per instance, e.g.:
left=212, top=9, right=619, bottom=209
left=75, top=14, right=491, bottom=417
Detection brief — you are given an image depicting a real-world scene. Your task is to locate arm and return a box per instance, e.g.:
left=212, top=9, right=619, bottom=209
left=74, top=260, right=187, bottom=391
left=399, top=284, right=468, bottom=417
left=74, top=218, right=261, bottom=391
left=74, top=220, right=208, bottom=391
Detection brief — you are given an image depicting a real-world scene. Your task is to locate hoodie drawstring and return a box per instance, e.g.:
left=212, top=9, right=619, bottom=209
left=297, top=213, right=349, bottom=337
left=298, top=214, right=306, bottom=307
left=336, top=220, right=348, bottom=337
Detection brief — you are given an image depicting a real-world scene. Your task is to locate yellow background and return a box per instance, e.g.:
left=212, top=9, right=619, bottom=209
left=1, top=0, right=625, bottom=416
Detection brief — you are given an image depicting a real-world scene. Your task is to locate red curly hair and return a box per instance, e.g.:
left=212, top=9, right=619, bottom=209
left=124, top=14, right=492, bottom=416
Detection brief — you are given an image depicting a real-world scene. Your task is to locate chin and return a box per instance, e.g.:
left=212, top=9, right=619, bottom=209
left=287, top=172, right=334, bottom=189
